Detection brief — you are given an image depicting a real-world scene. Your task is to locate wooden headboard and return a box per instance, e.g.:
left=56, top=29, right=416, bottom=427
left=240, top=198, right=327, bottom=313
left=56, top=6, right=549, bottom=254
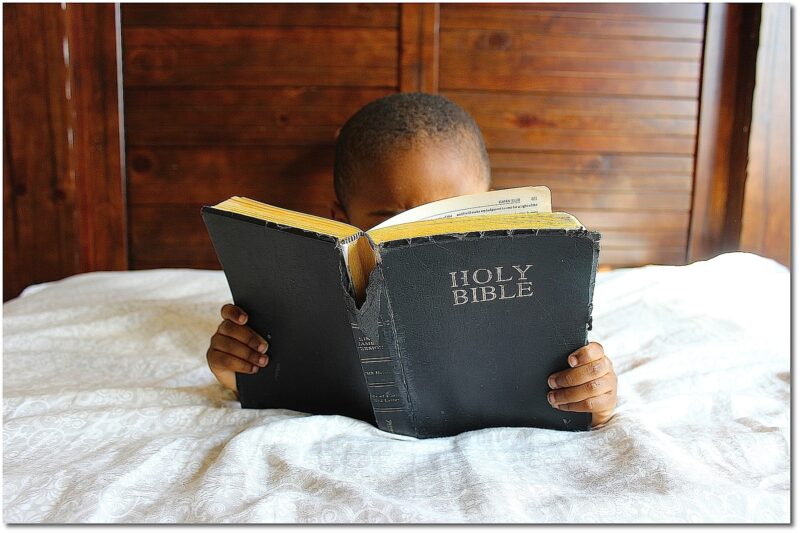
left=5, top=3, right=788, bottom=301
left=122, top=2, right=702, bottom=270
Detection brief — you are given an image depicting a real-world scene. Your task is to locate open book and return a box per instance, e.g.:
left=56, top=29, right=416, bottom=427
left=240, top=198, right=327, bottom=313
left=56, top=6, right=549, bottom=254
left=202, top=186, right=599, bottom=438
left=210, top=186, right=581, bottom=303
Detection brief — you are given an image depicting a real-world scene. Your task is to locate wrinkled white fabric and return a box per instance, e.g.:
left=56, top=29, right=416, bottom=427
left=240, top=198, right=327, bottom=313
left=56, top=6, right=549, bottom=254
left=3, top=252, right=789, bottom=523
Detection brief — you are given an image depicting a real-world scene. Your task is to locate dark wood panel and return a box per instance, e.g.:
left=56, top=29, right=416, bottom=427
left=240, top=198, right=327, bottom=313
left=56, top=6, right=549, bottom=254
left=489, top=152, right=695, bottom=173
left=440, top=30, right=704, bottom=59
left=480, top=4, right=705, bottom=22
left=130, top=206, right=219, bottom=268
left=688, top=4, right=761, bottom=262
left=122, top=3, right=399, bottom=28
left=123, top=27, right=398, bottom=47
left=492, top=171, right=692, bottom=193
left=399, top=3, right=439, bottom=92
left=569, top=209, right=690, bottom=231
left=127, top=147, right=335, bottom=206
left=446, top=92, right=699, bottom=118
left=444, top=52, right=700, bottom=79
left=440, top=5, right=705, bottom=39
left=124, top=88, right=393, bottom=146
left=598, top=230, right=687, bottom=249
left=481, top=129, right=696, bottom=154
left=122, top=28, right=397, bottom=87
left=441, top=68, right=699, bottom=98
left=599, top=247, right=687, bottom=267
left=65, top=3, right=128, bottom=272
left=4, top=4, right=79, bottom=300
left=470, top=107, right=697, bottom=136
left=551, top=190, right=691, bottom=211
left=740, top=4, right=790, bottom=266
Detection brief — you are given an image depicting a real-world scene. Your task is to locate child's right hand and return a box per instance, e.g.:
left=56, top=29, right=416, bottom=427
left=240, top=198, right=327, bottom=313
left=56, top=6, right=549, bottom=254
left=206, top=304, right=270, bottom=392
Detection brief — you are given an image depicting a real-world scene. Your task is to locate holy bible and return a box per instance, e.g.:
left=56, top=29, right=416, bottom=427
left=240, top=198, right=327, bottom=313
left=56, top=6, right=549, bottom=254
left=201, top=186, right=600, bottom=438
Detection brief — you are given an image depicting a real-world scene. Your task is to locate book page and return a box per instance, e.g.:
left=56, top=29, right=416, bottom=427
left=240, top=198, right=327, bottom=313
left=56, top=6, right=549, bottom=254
left=369, top=186, right=552, bottom=231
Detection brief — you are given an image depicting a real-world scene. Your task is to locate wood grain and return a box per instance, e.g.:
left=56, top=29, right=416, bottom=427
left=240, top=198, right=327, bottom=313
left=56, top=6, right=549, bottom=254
left=440, top=5, right=705, bottom=39
left=122, top=3, right=399, bottom=28
left=399, top=4, right=440, bottom=92
left=124, top=88, right=393, bottom=146
left=127, top=147, right=336, bottom=206
left=687, top=4, right=761, bottom=262
left=123, top=27, right=398, bottom=88
left=65, top=3, right=128, bottom=273
left=4, top=4, right=79, bottom=300
left=740, top=4, right=790, bottom=266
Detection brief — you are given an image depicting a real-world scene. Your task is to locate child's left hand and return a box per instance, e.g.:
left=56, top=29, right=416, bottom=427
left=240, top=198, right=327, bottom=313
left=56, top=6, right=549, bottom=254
left=547, top=342, right=617, bottom=427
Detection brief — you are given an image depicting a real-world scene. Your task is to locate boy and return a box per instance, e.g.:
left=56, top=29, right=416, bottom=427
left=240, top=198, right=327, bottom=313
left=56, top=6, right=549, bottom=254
left=206, top=93, right=617, bottom=427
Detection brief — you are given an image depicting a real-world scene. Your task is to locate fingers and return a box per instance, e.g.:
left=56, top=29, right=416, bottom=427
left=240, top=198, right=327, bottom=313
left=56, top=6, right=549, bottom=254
left=556, top=390, right=617, bottom=414
left=548, top=354, right=612, bottom=390
left=207, top=348, right=259, bottom=374
left=217, top=319, right=269, bottom=353
left=547, top=372, right=616, bottom=407
left=210, top=332, right=268, bottom=369
left=221, top=304, right=248, bottom=325
left=566, top=342, right=605, bottom=368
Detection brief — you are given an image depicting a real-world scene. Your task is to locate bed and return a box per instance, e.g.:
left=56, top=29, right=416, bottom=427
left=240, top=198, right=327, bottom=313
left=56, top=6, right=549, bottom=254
left=3, top=251, right=789, bottom=523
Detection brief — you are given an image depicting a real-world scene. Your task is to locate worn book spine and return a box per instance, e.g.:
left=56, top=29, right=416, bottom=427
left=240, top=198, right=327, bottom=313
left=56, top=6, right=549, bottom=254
left=349, top=266, right=416, bottom=437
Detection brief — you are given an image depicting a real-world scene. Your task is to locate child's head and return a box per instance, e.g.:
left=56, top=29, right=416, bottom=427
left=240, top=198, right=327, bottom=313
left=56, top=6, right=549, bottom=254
left=332, top=92, right=491, bottom=229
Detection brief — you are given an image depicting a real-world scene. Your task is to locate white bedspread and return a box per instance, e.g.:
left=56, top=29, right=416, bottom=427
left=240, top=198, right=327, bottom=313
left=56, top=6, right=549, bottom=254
left=3, top=252, right=789, bottom=523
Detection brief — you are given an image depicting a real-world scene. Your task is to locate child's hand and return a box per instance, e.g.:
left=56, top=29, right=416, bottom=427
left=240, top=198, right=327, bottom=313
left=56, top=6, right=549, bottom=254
left=206, top=304, right=270, bottom=392
left=546, top=342, right=617, bottom=427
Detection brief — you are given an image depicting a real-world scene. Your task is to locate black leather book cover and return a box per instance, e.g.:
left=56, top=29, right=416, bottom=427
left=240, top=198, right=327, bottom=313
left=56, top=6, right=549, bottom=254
left=374, top=229, right=599, bottom=437
left=201, top=207, right=374, bottom=424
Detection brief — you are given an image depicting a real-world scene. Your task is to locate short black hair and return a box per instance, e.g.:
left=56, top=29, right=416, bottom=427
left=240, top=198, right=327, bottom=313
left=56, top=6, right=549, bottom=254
left=333, top=92, right=491, bottom=208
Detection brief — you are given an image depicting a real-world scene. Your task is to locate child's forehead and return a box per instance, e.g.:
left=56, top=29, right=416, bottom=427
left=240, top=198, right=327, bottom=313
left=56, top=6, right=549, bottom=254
left=350, top=140, right=487, bottom=204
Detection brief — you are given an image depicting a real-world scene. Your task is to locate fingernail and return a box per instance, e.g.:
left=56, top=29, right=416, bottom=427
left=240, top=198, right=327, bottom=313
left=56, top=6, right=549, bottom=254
left=238, top=313, right=247, bottom=324
left=258, top=356, right=267, bottom=366
left=258, top=342, right=268, bottom=353
left=548, top=376, right=557, bottom=388
left=548, top=392, right=557, bottom=405
left=568, top=355, right=578, bottom=367
left=251, top=365, right=258, bottom=373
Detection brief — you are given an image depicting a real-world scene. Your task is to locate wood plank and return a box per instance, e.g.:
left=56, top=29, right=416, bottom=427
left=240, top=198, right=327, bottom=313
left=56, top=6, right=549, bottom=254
left=441, top=69, right=699, bottom=98
left=440, top=6, right=705, bottom=40
left=399, top=4, right=439, bottom=92
left=440, top=30, right=704, bottom=60
left=688, top=4, right=761, bottom=262
left=740, top=4, right=790, bottom=266
left=122, top=3, right=399, bottom=28
left=122, top=28, right=398, bottom=88
left=123, top=27, right=398, bottom=47
left=65, top=3, right=128, bottom=272
left=130, top=206, right=220, bottom=267
left=443, top=51, right=701, bottom=80
left=3, top=4, right=80, bottom=300
left=596, top=230, right=688, bottom=249
left=479, top=4, right=706, bottom=22
left=469, top=106, right=697, bottom=136
left=551, top=190, right=691, bottom=211
left=124, top=86, right=392, bottom=108
left=127, top=147, right=336, bottom=206
left=124, top=88, right=393, bottom=146
left=492, top=170, right=693, bottom=193
left=481, top=129, right=696, bottom=154
left=489, top=152, right=695, bottom=173
left=445, top=91, right=699, bottom=118
left=599, top=247, right=687, bottom=267
left=567, top=209, right=690, bottom=231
